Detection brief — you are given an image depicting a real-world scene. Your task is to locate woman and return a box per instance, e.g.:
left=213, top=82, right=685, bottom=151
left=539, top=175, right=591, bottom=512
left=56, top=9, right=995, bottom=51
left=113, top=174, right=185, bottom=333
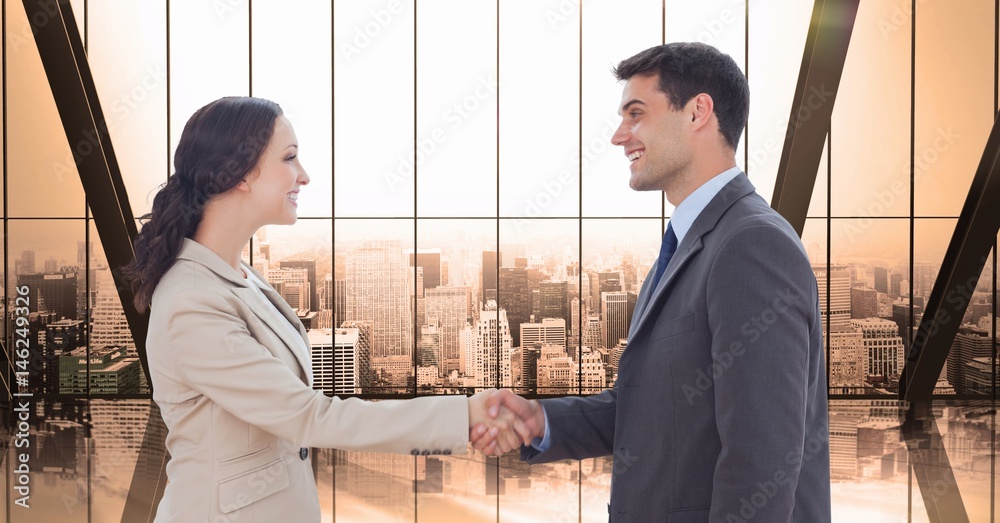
left=124, top=97, right=519, bottom=522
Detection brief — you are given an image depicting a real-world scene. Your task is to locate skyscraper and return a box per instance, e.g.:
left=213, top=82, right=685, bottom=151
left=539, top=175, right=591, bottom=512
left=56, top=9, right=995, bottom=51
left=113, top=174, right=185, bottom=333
left=947, top=325, right=992, bottom=394
left=339, top=320, right=375, bottom=392
left=347, top=241, right=411, bottom=358
left=851, top=318, right=905, bottom=382
left=280, top=260, right=319, bottom=312
left=499, top=267, right=532, bottom=347
left=601, top=291, right=636, bottom=352
left=269, top=267, right=311, bottom=311
left=533, top=280, right=569, bottom=326
left=481, top=250, right=498, bottom=303
left=18, top=270, right=78, bottom=321
left=418, top=322, right=442, bottom=376
left=851, top=286, right=879, bottom=319
left=425, top=285, right=472, bottom=375
left=814, top=264, right=852, bottom=331
left=873, top=266, right=889, bottom=295
left=475, top=300, right=513, bottom=388
left=408, top=250, right=442, bottom=290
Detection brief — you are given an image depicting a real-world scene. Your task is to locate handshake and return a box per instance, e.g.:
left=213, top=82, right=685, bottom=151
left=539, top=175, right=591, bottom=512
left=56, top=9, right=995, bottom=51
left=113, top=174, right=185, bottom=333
left=467, top=389, right=546, bottom=456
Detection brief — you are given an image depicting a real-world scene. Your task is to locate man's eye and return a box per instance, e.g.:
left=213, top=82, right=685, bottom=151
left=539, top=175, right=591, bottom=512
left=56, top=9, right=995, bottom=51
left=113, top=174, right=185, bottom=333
left=629, top=111, right=641, bottom=118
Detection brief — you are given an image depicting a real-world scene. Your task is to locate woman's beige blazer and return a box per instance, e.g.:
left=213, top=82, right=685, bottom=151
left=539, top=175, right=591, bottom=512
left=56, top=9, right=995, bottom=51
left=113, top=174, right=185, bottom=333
left=146, top=239, right=469, bottom=522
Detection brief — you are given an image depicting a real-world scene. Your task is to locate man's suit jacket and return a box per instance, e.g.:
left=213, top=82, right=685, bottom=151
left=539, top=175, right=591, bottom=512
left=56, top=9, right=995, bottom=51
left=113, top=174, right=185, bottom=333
left=147, top=239, right=469, bottom=522
left=523, top=173, right=831, bottom=522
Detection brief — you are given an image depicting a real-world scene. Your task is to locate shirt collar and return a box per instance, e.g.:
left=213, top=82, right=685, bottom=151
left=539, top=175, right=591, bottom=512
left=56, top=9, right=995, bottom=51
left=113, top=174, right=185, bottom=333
left=669, top=166, right=742, bottom=245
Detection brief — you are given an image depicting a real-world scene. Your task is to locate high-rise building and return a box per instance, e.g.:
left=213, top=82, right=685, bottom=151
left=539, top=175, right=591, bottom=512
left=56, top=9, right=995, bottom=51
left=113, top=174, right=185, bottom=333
left=520, top=318, right=567, bottom=349
left=579, top=348, right=606, bottom=394
left=475, top=300, right=513, bottom=388
left=620, top=254, right=638, bottom=294
left=891, top=300, right=923, bottom=352
left=18, top=270, right=78, bottom=321
left=851, top=286, right=879, bottom=319
left=459, top=323, right=477, bottom=377
left=418, top=322, right=442, bottom=376
left=851, top=318, right=905, bottom=382
left=481, top=251, right=498, bottom=303
left=499, top=244, right=527, bottom=268
left=338, top=321, right=374, bottom=392
left=347, top=241, right=411, bottom=358
left=42, top=318, right=85, bottom=394
left=601, top=291, right=636, bottom=352
left=334, top=279, right=346, bottom=328
left=426, top=285, right=472, bottom=375
left=537, top=356, right=575, bottom=394
left=533, top=280, right=569, bottom=326
left=947, top=325, right=992, bottom=394
left=599, top=271, right=622, bottom=294
left=310, top=327, right=371, bottom=396
left=873, top=266, right=889, bottom=295
left=90, top=267, right=136, bottom=355
left=498, top=267, right=532, bottom=347
left=511, top=345, right=540, bottom=394
left=582, top=313, right=602, bottom=351
left=814, top=265, right=852, bottom=332
left=309, top=329, right=336, bottom=395
left=829, top=326, right=865, bottom=390
left=408, top=250, right=442, bottom=290
left=16, top=250, right=36, bottom=275
left=280, top=260, right=319, bottom=312
left=912, top=262, right=936, bottom=301
left=269, top=267, right=311, bottom=311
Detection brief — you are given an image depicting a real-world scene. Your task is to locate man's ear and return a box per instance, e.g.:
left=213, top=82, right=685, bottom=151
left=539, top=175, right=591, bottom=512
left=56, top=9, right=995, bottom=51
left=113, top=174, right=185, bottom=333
left=691, top=93, right=714, bottom=127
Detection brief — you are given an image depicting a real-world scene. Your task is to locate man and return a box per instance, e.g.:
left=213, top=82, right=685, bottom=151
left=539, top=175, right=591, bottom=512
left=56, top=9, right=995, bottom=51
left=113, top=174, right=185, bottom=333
left=473, top=42, right=830, bottom=522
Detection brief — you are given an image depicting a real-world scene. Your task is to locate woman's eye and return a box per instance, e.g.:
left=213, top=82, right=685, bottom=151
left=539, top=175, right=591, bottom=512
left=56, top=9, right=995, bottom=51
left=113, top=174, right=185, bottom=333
left=285, top=155, right=297, bottom=162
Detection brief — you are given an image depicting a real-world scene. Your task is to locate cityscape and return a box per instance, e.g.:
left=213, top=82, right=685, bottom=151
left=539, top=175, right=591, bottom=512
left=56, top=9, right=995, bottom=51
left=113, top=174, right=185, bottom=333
left=1, top=221, right=996, bottom=521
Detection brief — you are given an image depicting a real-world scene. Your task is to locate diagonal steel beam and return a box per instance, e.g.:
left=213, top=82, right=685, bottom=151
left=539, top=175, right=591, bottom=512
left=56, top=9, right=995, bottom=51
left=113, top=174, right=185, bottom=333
left=901, top=403, right=970, bottom=523
left=901, top=114, right=1000, bottom=401
left=770, top=0, right=859, bottom=235
left=23, top=1, right=167, bottom=521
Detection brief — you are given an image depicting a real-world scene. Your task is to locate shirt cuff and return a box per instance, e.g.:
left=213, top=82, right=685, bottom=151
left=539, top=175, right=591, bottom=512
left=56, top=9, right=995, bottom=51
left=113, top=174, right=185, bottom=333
left=529, top=404, right=551, bottom=452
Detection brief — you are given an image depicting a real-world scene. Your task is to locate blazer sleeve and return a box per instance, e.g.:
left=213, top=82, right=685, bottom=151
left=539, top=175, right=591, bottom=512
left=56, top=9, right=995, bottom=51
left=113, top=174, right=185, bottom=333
left=159, top=286, right=469, bottom=455
left=521, top=389, right=617, bottom=463
left=705, top=223, right=818, bottom=521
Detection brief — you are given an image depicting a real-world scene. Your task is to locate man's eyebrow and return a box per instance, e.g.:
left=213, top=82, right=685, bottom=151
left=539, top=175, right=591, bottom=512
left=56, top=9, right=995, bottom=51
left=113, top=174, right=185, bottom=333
left=618, top=100, right=645, bottom=115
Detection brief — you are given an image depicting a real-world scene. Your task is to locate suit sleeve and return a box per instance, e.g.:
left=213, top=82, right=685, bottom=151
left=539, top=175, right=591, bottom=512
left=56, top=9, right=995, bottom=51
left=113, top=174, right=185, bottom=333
left=521, top=389, right=617, bottom=463
left=705, top=224, right=818, bottom=521
left=160, top=287, right=469, bottom=455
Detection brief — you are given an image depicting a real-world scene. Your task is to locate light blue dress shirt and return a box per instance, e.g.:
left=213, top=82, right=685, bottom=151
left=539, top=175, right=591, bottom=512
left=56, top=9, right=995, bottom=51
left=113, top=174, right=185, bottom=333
left=531, top=166, right=744, bottom=451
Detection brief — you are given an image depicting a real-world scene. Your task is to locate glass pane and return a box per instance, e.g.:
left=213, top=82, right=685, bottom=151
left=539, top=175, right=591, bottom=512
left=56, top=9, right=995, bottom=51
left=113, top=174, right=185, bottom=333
left=90, top=399, right=165, bottom=522
left=7, top=399, right=89, bottom=523
left=333, top=1, right=415, bottom=217
left=498, top=0, right=579, bottom=218
left=828, top=399, right=917, bottom=520
left=89, top=0, right=168, bottom=218
left=829, top=218, right=909, bottom=395
left=746, top=0, right=813, bottom=203
left=414, top=219, right=493, bottom=391
left=87, top=221, right=149, bottom=395
left=6, top=0, right=86, bottom=217
left=831, top=0, right=911, bottom=218
left=335, top=449, right=415, bottom=522
left=914, top=0, right=993, bottom=217
left=336, top=219, right=415, bottom=393
left=581, top=0, right=662, bottom=217
left=169, top=0, right=250, bottom=174
left=252, top=0, right=332, bottom=218
left=415, top=0, right=498, bottom=217
left=934, top=400, right=993, bottom=521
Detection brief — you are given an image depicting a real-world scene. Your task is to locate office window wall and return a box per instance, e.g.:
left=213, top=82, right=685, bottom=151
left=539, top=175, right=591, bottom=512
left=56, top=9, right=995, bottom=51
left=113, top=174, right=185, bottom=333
left=4, top=0, right=998, bottom=521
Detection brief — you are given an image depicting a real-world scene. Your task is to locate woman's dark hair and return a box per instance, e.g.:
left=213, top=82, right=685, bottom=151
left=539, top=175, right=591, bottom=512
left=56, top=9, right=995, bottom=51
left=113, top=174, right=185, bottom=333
left=613, top=42, right=749, bottom=151
left=123, top=96, right=282, bottom=313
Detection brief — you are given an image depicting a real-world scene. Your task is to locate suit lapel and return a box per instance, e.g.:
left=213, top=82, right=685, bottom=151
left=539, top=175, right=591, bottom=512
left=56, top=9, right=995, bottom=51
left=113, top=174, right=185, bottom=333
left=629, top=173, right=758, bottom=337
left=175, top=239, right=313, bottom=386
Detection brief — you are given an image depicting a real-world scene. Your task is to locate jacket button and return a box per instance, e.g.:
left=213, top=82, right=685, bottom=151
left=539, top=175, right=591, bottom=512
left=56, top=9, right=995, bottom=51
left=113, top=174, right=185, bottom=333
left=442, top=449, right=452, bottom=455
left=431, top=449, right=441, bottom=455
left=420, top=450, right=430, bottom=456
left=299, top=448, right=309, bottom=460
left=410, top=449, right=420, bottom=456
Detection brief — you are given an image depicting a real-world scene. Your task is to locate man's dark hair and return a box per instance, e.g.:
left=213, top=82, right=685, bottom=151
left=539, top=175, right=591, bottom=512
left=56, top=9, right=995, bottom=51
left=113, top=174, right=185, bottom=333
left=613, top=42, right=749, bottom=150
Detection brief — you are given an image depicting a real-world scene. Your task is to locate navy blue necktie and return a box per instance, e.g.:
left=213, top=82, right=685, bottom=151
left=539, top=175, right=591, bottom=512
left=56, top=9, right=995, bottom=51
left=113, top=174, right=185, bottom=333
left=651, top=222, right=678, bottom=290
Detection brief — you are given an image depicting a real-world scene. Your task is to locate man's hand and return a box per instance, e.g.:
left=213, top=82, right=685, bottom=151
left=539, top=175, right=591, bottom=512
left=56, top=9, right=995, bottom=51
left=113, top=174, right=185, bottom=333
left=468, top=389, right=522, bottom=456
left=470, top=389, right=546, bottom=456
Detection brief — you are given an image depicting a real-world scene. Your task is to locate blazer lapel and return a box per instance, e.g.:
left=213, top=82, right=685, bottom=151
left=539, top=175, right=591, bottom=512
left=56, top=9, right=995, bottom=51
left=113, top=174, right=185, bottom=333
left=629, top=173, right=758, bottom=337
left=175, top=239, right=313, bottom=386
